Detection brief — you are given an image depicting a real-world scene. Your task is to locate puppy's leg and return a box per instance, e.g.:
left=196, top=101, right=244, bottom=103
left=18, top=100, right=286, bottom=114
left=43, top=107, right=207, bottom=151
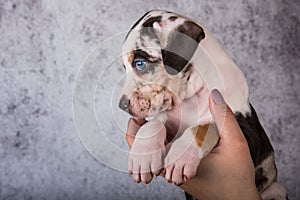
left=164, top=124, right=219, bottom=185
left=128, top=119, right=166, bottom=184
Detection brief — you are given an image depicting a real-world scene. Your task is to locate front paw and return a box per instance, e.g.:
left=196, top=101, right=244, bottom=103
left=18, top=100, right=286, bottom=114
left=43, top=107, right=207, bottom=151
left=128, top=120, right=166, bottom=184
left=164, top=138, right=202, bottom=185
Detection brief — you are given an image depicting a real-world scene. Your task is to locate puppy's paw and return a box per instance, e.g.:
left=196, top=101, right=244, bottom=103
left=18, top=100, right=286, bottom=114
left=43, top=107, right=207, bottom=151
left=129, top=147, right=165, bottom=184
left=164, top=137, right=202, bottom=185
left=128, top=120, right=166, bottom=184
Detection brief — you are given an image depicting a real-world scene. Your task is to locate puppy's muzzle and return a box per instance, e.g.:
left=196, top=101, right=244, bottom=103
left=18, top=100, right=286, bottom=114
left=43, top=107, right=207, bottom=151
left=119, top=95, right=130, bottom=112
left=119, top=94, right=152, bottom=117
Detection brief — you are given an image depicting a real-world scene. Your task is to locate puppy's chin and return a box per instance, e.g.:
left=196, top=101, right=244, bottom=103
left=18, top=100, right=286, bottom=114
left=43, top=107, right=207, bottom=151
left=128, top=109, right=148, bottom=118
left=128, top=103, right=173, bottom=119
left=128, top=109, right=157, bottom=119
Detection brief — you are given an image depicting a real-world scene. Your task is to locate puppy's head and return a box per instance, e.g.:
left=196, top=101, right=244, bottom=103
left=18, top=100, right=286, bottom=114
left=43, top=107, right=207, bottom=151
left=119, top=10, right=205, bottom=118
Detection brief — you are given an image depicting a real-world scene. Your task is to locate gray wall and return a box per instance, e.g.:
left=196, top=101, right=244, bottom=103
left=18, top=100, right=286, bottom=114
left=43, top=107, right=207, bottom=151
left=0, top=0, right=299, bottom=199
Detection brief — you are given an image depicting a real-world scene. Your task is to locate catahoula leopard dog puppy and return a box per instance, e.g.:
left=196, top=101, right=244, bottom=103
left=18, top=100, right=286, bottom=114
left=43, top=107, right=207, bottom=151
left=119, top=10, right=287, bottom=199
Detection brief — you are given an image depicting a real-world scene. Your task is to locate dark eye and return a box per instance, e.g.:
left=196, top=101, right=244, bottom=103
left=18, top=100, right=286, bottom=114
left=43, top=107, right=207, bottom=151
left=134, top=60, right=147, bottom=71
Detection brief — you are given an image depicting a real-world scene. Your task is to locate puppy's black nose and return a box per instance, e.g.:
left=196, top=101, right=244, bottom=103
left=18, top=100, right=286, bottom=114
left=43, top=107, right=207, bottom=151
left=119, top=95, right=130, bottom=111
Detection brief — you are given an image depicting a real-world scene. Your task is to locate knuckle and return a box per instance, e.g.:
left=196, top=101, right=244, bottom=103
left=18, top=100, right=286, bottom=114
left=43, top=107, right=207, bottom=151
left=224, top=107, right=235, bottom=120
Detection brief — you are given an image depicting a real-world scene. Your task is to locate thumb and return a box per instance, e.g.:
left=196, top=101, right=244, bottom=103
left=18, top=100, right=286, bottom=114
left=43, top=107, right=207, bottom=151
left=208, top=89, right=246, bottom=143
left=126, top=118, right=146, bottom=148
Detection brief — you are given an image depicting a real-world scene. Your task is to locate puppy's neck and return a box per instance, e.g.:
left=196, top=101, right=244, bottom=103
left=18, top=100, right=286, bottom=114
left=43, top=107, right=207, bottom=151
left=166, top=69, right=211, bottom=137
left=180, top=66, right=205, bottom=101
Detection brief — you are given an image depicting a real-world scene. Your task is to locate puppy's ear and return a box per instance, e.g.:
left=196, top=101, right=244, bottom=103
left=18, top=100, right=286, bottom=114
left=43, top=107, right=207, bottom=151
left=155, top=20, right=205, bottom=75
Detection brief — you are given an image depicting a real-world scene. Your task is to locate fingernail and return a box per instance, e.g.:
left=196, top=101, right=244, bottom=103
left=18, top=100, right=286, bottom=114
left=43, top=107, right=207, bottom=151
left=211, top=89, right=225, bottom=104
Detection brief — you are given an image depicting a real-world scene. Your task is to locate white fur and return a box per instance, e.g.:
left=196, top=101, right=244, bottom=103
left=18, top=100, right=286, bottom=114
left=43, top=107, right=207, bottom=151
left=261, top=181, right=287, bottom=200
left=164, top=127, right=203, bottom=184
left=128, top=120, right=166, bottom=183
left=196, top=26, right=250, bottom=115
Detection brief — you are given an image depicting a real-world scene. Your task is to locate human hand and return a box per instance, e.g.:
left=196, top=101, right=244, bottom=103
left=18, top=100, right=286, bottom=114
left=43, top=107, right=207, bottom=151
left=178, top=89, right=262, bottom=199
left=125, top=89, right=262, bottom=200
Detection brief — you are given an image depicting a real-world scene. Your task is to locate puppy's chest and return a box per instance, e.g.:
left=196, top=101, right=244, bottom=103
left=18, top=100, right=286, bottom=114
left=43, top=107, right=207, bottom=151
left=164, top=96, right=212, bottom=141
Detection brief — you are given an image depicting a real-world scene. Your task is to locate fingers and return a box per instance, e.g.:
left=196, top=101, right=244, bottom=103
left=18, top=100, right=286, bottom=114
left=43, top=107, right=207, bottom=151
left=126, top=118, right=146, bottom=148
left=132, top=117, right=147, bottom=126
left=126, top=117, right=146, bottom=136
left=208, top=89, right=246, bottom=143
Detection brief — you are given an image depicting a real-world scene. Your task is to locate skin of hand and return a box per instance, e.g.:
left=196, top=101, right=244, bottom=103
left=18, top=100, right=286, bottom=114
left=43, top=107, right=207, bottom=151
left=125, top=89, right=262, bottom=200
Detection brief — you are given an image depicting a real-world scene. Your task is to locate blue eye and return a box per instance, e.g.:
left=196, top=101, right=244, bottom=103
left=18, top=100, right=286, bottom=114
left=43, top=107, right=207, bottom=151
left=134, top=60, right=146, bottom=71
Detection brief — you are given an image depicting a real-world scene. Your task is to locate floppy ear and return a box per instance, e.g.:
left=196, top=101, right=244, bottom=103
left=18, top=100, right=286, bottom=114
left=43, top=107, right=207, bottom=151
left=155, top=20, right=205, bottom=75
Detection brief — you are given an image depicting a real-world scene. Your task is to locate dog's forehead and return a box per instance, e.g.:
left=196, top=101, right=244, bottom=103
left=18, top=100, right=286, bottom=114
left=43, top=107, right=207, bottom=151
left=122, top=10, right=184, bottom=56
left=126, top=10, right=181, bottom=39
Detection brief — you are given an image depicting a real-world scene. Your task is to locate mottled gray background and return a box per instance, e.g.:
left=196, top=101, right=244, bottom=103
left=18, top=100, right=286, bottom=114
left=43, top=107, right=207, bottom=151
left=0, top=0, right=299, bottom=199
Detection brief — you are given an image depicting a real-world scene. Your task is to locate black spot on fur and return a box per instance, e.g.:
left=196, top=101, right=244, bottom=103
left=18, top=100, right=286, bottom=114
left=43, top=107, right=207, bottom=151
left=162, top=50, right=188, bottom=75
left=139, top=16, right=162, bottom=40
left=124, top=11, right=153, bottom=40
left=182, top=63, right=193, bottom=74
left=180, top=63, right=193, bottom=80
left=187, top=75, right=191, bottom=81
left=140, top=28, right=159, bottom=40
left=177, top=21, right=205, bottom=43
left=235, top=104, right=276, bottom=193
left=142, top=16, right=162, bottom=27
left=255, top=167, right=269, bottom=192
left=235, top=104, right=274, bottom=167
left=168, top=16, right=178, bottom=21
left=132, top=49, right=161, bottom=63
left=162, top=21, right=205, bottom=75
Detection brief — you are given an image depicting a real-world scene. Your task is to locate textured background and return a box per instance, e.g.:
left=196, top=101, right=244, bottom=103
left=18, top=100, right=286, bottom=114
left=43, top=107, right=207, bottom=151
left=0, top=0, right=299, bottom=199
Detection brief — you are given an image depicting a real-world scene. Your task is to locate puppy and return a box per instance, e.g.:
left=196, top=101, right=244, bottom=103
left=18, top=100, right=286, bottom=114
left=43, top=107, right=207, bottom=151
left=119, top=10, right=286, bottom=199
